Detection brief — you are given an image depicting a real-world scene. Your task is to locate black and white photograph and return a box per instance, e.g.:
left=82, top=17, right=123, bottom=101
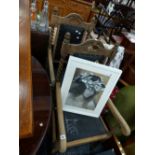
left=61, top=56, right=122, bottom=117
left=65, top=68, right=110, bottom=110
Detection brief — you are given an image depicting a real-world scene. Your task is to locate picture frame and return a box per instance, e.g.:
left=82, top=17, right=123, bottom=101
left=61, top=56, right=122, bottom=117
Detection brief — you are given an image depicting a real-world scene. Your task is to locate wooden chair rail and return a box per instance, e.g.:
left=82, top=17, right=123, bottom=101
left=54, top=82, right=131, bottom=153
left=48, top=48, right=55, bottom=85
left=56, top=82, right=67, bottom=153
left=50, top=12, right=96, bottom=33
left=67, top=133, right=111, bottom=148
left=119, top=79, right=129, bottom=87
left=56, top=33, right=117, bottom=81
left=61, top=39, right=116, bottom=58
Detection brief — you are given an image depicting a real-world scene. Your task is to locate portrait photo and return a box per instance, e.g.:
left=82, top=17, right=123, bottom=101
left=61, top=56, right=122, bottom=117
left=65, top=68, right=110, bottom=111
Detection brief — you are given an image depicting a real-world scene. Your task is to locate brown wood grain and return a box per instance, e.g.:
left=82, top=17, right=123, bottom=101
left=50, top=10, right=95, bottom=32
left=19, top=0, right=33, bottom=138
left=48, top=0, right=92, bottom=21
left=20, top=57, right=52, bottom=155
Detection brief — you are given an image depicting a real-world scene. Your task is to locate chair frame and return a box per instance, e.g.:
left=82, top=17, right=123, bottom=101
left=52, top=82, right=130, bottom=153
left=48, top=7, right=96, bottom=86
left=49, top=34, right=131, bottom=153
left=49, top=7, right=96, bottom=59
left=56, top=32, right=117, bottom=81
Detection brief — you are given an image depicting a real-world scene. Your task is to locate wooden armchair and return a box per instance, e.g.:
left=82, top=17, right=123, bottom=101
left=48, top=7, right=96, bottom=85
left=49, top=33, right=131, bottom=153
left=56, top=32, right=116, bottom=81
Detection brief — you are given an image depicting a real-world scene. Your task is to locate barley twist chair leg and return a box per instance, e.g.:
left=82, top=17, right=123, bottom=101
left=56, top=59, right=65, bottom=81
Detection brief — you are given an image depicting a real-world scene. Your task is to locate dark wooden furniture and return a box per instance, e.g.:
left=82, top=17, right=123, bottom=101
left=20, top=57, right=52, bottom=155
left=121, top=31, right=135, bottom=54
left=49, top=35, right=131, bottom=153
left=31, top=30, right=49, bottom=69
left=20, top=0, right=52, bottom=153
left=120, top=32, right=135, bottom=85
left=19, top=0, right=33, bottom=138
left=48, top=0, right=93, bottom=22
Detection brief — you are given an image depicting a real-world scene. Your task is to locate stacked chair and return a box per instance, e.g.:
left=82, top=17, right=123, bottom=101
left=48, top=8, right=131, bottom=155
left=48, top=7, right=96, bottom=85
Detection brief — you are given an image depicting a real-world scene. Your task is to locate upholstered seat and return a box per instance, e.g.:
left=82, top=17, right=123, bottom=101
left=64, top=112, right=108, bottom=142
left=48, top=35, right=130, bottom=153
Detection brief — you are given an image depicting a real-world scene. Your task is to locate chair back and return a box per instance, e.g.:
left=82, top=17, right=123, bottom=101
left=49, top=7, right=96, bottom=60
left=56, top=32, right=117, bottom=81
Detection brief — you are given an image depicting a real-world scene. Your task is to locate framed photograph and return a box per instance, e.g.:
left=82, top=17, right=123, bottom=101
left=61, top=56, right=122, bottom=117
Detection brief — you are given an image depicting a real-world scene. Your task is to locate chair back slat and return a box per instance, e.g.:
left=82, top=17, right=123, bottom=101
left=49, top=7, right=96, bottom=60
left=56, top=32, right=117, bottom=81
left=50, top=11, right=95, bottom=32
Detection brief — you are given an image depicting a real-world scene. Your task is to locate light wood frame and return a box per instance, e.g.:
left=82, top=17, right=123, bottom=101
left=56, top=32, right=117, bottom=81
left=50, top=37, right=130, bottom=153
left=47, top=9, right=131, bottom=152
left=49, top=7, right=96, bottom=57
left=52, top=82, right=130, bottom=153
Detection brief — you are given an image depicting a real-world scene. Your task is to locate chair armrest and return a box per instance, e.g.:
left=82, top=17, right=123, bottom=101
left=48, top=47, right=55, bottom=86
left=119, top=79, right=130, bottom=87
left=56, top=82, right=67, bottom=153
left=107, top=98, right=131, bottom=136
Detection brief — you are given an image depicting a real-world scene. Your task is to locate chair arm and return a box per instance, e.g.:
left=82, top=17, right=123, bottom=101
left=107, top=98, right=131, bottom=136
left=48, top=47, right=55, bottom=86
left=56, top=82, right=67, bottom=153
left=119, top=79, right=130, bottom=87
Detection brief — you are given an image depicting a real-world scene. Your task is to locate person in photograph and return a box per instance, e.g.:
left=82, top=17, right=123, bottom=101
left=67, top=72, right=105, bottom=110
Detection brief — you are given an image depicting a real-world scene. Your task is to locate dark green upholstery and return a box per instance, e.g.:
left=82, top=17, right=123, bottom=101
left=104, top=86, right=135, bottom=137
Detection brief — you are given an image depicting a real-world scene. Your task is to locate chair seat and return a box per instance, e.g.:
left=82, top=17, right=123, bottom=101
left=64, top=112, right=108, bottom=142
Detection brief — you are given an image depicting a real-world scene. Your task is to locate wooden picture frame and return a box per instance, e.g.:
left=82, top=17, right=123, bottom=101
left=61, top=56, right=122, bottom=117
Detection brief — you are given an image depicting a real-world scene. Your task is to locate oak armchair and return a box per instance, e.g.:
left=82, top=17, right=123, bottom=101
left=49, top=33, right=131, bottom=153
